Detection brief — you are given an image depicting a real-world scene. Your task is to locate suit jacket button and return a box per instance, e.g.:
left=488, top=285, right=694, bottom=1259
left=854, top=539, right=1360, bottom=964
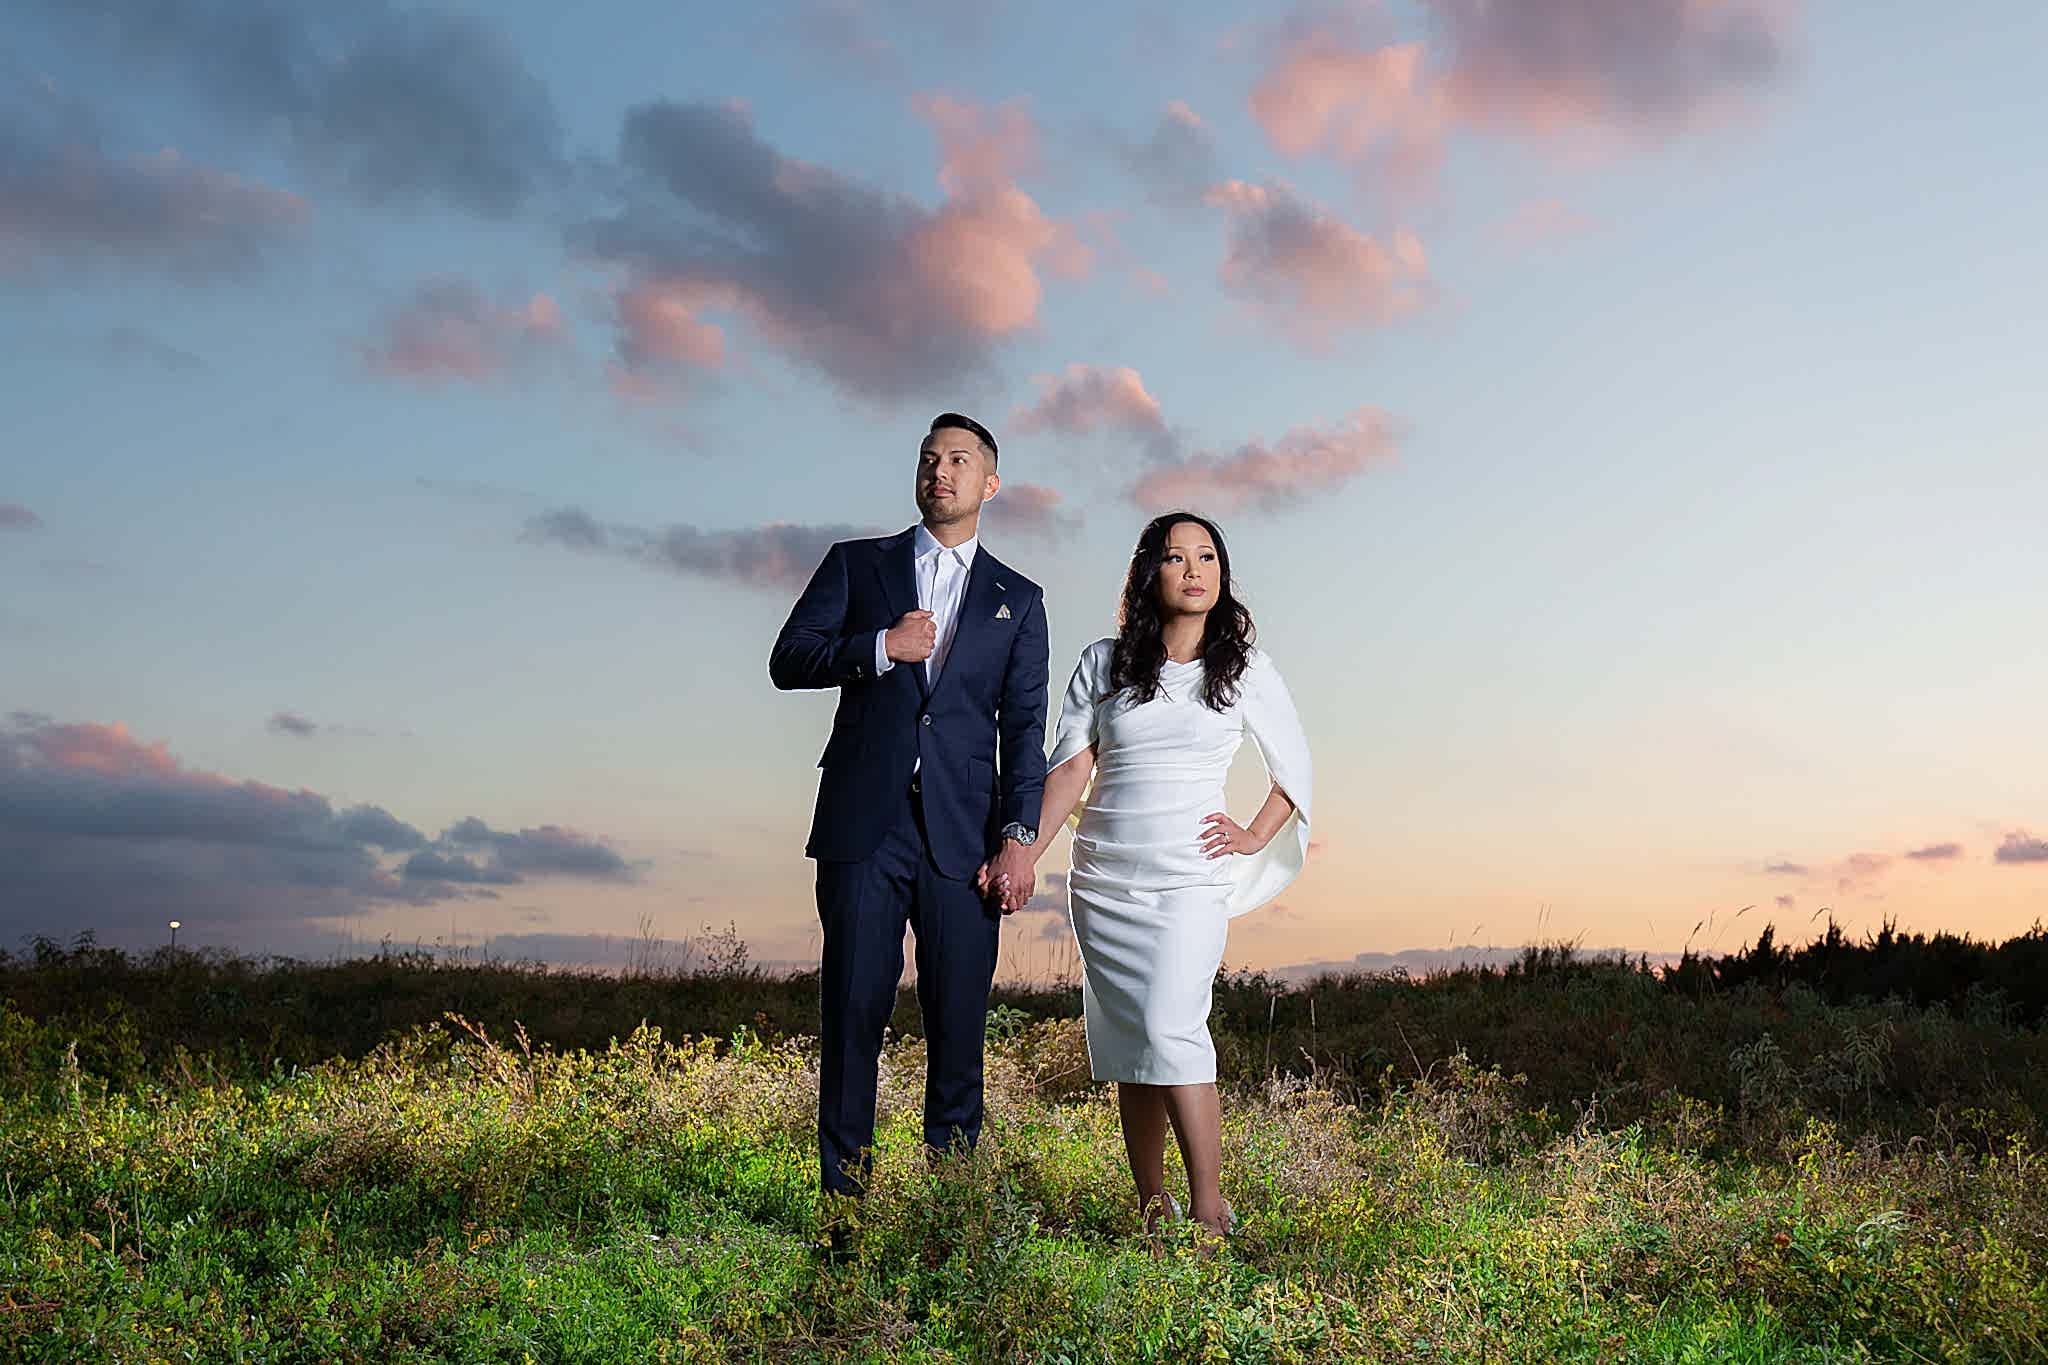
left=920, top=714, right=932, bottom=726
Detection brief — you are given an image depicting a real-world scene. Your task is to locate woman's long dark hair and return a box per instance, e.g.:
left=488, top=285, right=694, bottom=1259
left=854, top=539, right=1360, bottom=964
left=1107, top=511, right=1255, bottom=713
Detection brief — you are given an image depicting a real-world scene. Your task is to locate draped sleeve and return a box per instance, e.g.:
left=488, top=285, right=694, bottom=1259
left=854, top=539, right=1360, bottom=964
left=1225, top=648, right=1314, bottom=919
left=1047, top=636, right=1113, bottom=773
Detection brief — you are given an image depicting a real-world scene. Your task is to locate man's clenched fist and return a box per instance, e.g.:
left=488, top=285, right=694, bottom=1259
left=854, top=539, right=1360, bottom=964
left=886, top=609, right=937, bottom=663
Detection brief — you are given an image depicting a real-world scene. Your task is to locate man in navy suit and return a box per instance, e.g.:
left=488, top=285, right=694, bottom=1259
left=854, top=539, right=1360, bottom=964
left=770, top=412, right=1049, bottom=1203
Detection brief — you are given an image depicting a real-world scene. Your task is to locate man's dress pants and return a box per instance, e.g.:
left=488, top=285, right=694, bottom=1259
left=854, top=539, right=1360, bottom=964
left=815, top=781, right=1001, bottom=1196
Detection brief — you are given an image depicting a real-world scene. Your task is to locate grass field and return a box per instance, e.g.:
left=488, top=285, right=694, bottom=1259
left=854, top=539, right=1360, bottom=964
left=3, top=938, right=2045, bottom=1362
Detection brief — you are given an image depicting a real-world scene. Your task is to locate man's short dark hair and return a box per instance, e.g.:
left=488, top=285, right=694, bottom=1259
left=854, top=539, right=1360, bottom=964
left=929, top=412, right=998, bottom=466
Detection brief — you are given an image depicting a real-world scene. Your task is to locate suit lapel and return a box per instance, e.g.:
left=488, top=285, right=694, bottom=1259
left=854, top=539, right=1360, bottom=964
left=875, top=530, right=928, bottom=698
left=930, top=547, right=1002, bottom=705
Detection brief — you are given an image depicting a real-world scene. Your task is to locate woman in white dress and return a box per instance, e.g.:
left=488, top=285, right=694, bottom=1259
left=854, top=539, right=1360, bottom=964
left=1008, top=512, right=1312, bottom=1238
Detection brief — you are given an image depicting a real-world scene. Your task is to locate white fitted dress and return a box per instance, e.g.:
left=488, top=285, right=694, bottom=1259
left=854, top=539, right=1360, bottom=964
left=1048, top=638, right=1313, bottom=1084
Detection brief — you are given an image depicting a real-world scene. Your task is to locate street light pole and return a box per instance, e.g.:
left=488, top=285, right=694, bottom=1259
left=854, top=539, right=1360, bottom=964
left=169, top=920, right=181, bottom=952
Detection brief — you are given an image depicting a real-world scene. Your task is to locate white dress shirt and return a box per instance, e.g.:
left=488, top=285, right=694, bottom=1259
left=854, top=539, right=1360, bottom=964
left=875, top=524, right=978, bottom=686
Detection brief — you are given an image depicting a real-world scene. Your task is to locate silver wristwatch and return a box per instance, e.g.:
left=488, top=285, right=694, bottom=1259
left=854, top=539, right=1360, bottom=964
left=999, top=821, right=1038, bottom=846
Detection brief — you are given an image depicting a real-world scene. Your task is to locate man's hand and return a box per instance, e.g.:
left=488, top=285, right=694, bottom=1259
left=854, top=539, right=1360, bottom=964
left=885, top=609, right=937, bottom=663
left=976, top=842, right=1038, bottom=914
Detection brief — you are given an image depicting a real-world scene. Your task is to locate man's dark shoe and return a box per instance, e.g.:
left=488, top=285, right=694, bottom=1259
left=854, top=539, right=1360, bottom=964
left=818, top=1220, right=855, bottom=1267
left=817, top=1190, right=861, bottom=1267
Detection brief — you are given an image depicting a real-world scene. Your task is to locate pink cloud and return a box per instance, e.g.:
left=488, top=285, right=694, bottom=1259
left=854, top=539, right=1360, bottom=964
left=0, top=502, right=42, bottom=532
left=1013, top=364, right=1168, bottom=440
left=1205, top=180, right=1430, bottom=345
left=23, top=720, right=183, bottom=781
left=615, top=279, right=730, bottom=371
left=1833, top=851, right=1893, bottom=894
left=1132, top=406, right=1398, bottom=514
left=910, top=182, right=1083, bottom=337
left=361, top=278, right=567, bottom=384
left=980, top=480, right=1082, bottom=543
left=519, top=293, right=566, bottom=339
left=585, top=98, right=1086, bottom=401
left=0, top=141, right=306, bottom=278
left=917, top=93, right=1041, bottom=194
left=1245, top=1, right=1796, bottom=191
left=911, top=97, right=1091, bottom=313
left=1249, top=38, right=1449, bottom=201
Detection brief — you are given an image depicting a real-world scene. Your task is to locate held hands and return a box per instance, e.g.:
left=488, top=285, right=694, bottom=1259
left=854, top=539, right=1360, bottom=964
left=975, top=842, right=1037, bottom=914
left=1200, top=812, right=1269, bottom=860
left=886, top=610, right=937, bottom=663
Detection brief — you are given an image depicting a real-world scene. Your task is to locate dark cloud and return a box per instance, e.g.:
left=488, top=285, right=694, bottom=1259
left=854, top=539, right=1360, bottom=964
left=1774, top=894, right=1795, bottom=909
left=0, top=86, right=305, bottom=278
left=1904, top=842, right=1963, bottom=862
left=414, top=476, right=545, bottom=507
left=266, top=710, right=393, bottom=742
left=1427, top=0, right=1791, bottom=134
left=39, top=558, right=110, bottom=581
left=1114, top=102, right=1219, bottom=209
left=103, top=326, right=207, bottom=372
left=436, top=818, right=635, bottom=883
left=1204, top=180, right=1431, bottom=345
left=334, top=804, right=426, bottom=852
left=0, top=712, right=628, bottom=949
left=0, top=828, right=455, bottom=949
left=791, top=0, right=903, bottom=79
left=979, top=482, right=1083, bottom=544
left=0, top=502, right=41, bottom=532
left=523, top=507, right=609, bottom=552
left=787, top=0, right=996, bottom=69
left=0, top=713, right=447, bottom=940
left=2, top=745, right=365, bottom=851
left=401, top=848, right=520, bottom=887
left=1994, top=832, right=2048, bottom=866
left=1763, top=860, right=1808, bottom=876
left=523, top=507, right=883, bottom=594
left=30, top=0, right=563, bottom=218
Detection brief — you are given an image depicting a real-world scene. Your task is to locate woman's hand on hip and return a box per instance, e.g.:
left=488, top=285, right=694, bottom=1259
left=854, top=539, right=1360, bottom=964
left=1199, top=812, right=1268, bottom=859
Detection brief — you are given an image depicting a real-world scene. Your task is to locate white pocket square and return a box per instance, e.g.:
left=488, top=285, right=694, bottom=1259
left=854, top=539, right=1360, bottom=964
left=994, top=603, right=1011, bottom=619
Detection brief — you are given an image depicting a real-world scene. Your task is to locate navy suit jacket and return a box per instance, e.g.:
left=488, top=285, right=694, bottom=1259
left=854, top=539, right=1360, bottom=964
left=769, top=527, right=1050, bottom=879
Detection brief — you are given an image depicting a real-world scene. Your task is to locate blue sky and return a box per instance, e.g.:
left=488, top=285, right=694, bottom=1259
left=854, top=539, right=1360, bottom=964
left=4, top=0, right=2045, bottom=972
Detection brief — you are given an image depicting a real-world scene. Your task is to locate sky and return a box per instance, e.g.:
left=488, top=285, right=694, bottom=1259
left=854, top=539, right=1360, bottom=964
left=4, top=0, right=2045, bottom=976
